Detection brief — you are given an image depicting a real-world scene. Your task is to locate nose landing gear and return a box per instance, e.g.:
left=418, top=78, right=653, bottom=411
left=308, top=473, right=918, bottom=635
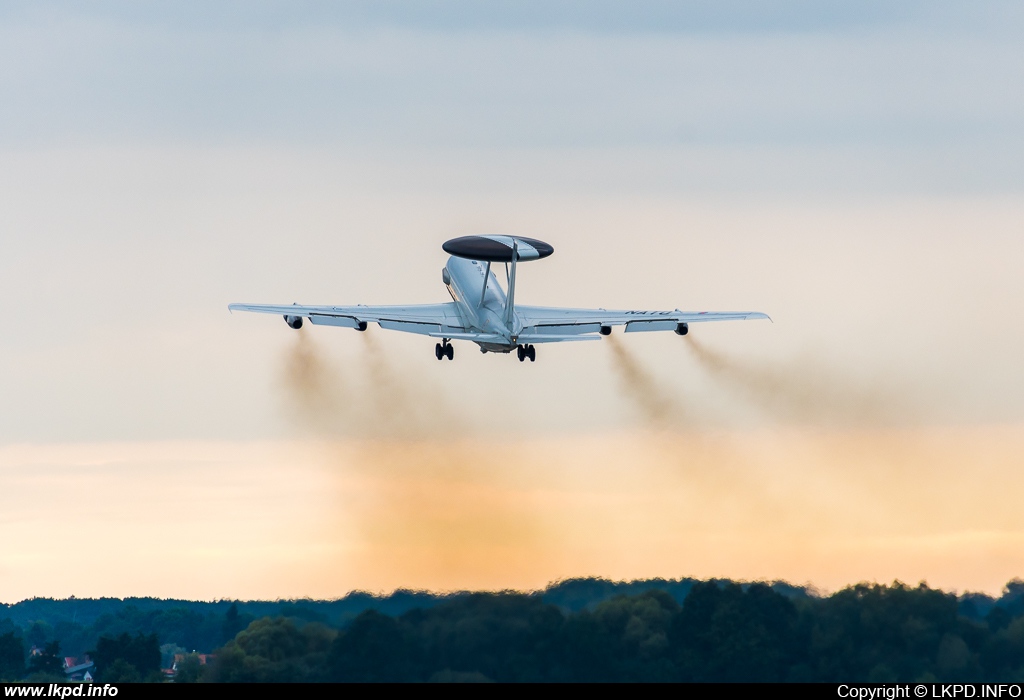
left=435, top=339, right=454, bottom=361
left=516, top=344, right=536, bottom=362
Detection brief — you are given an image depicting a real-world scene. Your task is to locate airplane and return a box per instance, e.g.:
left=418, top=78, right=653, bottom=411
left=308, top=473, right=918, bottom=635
left=228, top=235, right=769, bottom=362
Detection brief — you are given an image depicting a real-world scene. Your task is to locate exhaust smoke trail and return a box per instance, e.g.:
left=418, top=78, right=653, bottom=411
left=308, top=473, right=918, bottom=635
left=277, top=329, right=870, bottom=593
left=684, top=336, right=908, bottom=426
left=280, top=327, right=351, bottom=435
left=359, top=330, right=421, bottom=438
left=600, top=333, right=751, bottom=503
left=265, top=330, right=1023, bottom=597
left=605, top=334, right=686, bottom=428
left=276, top=328, right=534, bottom=590
left=278, top=327, right=464, bottom=439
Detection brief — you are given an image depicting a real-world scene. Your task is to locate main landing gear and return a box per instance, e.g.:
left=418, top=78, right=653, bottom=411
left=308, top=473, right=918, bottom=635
left=517, top=344, right=536, bottom=362
left=435, top=339, right=454, bottom=361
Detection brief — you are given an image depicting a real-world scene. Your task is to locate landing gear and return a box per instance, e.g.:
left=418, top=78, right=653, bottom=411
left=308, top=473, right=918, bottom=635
left=435, top=339, right=454, bottom=361
left=517, top=344, right=536, bottom=362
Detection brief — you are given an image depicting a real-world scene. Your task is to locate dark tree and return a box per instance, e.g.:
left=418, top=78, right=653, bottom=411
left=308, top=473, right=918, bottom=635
left=554, top=611, right=616, bottom=681
left=222, top=603, right=253, bottom=643
left=671, top=581, right=800, bottom=682
left=414, top=594, right=565, bottom=682
left=206, top=617, right=335, bottom=682
left=584, top=590, right=678, bottom=681
left=807, top=582, right=980, bottom=682
left=328, top=610, right=417, bottom=682
left=0, top=631, right=25, bottom=680
left=92, top=633, right=160, bottom=682
left=25, top=621, right=52, bottom=648
left=103, top=659, right=141, bottom=683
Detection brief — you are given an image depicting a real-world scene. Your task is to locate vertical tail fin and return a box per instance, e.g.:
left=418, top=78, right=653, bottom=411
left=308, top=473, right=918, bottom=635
left=504, top=240, right=518, bottom=326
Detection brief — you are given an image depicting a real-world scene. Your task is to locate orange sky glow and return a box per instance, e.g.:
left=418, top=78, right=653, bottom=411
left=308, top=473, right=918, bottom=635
left=3, top=425, right=1022, bottom=602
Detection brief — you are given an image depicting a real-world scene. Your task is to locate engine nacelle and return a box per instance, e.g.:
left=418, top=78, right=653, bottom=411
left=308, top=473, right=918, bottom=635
left=600, top=325, right=612, bottom=336
left=355, top=321, right=368, bottom=332
left=283, top=315, right=303, bottom=330
left=675, top=322, right=689, bottom=336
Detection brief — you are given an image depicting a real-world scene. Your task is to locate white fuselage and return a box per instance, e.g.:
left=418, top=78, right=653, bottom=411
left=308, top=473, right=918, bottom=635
left=443, top=256, right=522, bottom=351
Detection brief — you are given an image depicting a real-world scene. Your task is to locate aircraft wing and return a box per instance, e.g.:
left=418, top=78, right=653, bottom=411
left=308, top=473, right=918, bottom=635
left=517, top=305, right=770, bottom=337
left=228, top=302, right=470, bottom=338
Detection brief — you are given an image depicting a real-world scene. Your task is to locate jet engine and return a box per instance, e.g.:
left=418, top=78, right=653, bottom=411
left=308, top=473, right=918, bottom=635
left=675, top=322, right=689, bottom=336
left=283, top=315, right=303, bottom=329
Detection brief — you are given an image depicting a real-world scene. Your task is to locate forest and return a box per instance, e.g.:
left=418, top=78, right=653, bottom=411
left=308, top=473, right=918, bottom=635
left=2, top=577, right=1023, bottom=682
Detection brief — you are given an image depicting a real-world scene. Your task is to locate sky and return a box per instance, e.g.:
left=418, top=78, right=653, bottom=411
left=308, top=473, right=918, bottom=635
left=1, top=1, right=1024, bottom=600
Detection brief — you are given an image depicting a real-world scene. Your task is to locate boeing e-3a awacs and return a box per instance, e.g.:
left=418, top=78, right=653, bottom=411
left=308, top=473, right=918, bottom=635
left=228, top=235, right=769, bottom=362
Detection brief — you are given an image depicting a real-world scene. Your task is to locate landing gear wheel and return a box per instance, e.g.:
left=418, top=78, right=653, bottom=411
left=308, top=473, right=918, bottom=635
left=435, top=343, right=444, bottom=361
left=445, top=343, right=454, bottom=361
left=517, top=345, right=526, bottom=362
left=527, top=344, right=536, bottom=362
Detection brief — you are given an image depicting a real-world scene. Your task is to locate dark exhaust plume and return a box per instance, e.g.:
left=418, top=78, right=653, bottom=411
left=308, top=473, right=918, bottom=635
left=605, top=334, right=686, bottom=428
left=280, top=327, right=350, bottom=434
left=278, top=327, right=464, bottom=438
left=278, top=329, right=542, bottom=588
left=357, top=330, right=466, bottom=440
left=359, top=331, right=421, bottom=438
left=684, top=336, right=908, bottom=427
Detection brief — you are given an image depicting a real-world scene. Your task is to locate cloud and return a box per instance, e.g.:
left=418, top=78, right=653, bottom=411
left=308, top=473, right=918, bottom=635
left=3, top=3, right=1024, bottom=160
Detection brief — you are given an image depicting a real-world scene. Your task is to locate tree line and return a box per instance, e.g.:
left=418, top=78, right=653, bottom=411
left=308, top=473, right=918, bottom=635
left=1, top=578, right=1023, bottom=682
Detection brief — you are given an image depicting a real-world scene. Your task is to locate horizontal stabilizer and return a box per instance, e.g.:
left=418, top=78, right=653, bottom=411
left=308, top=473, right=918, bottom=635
left=516, top=334, right=602, bottom=343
